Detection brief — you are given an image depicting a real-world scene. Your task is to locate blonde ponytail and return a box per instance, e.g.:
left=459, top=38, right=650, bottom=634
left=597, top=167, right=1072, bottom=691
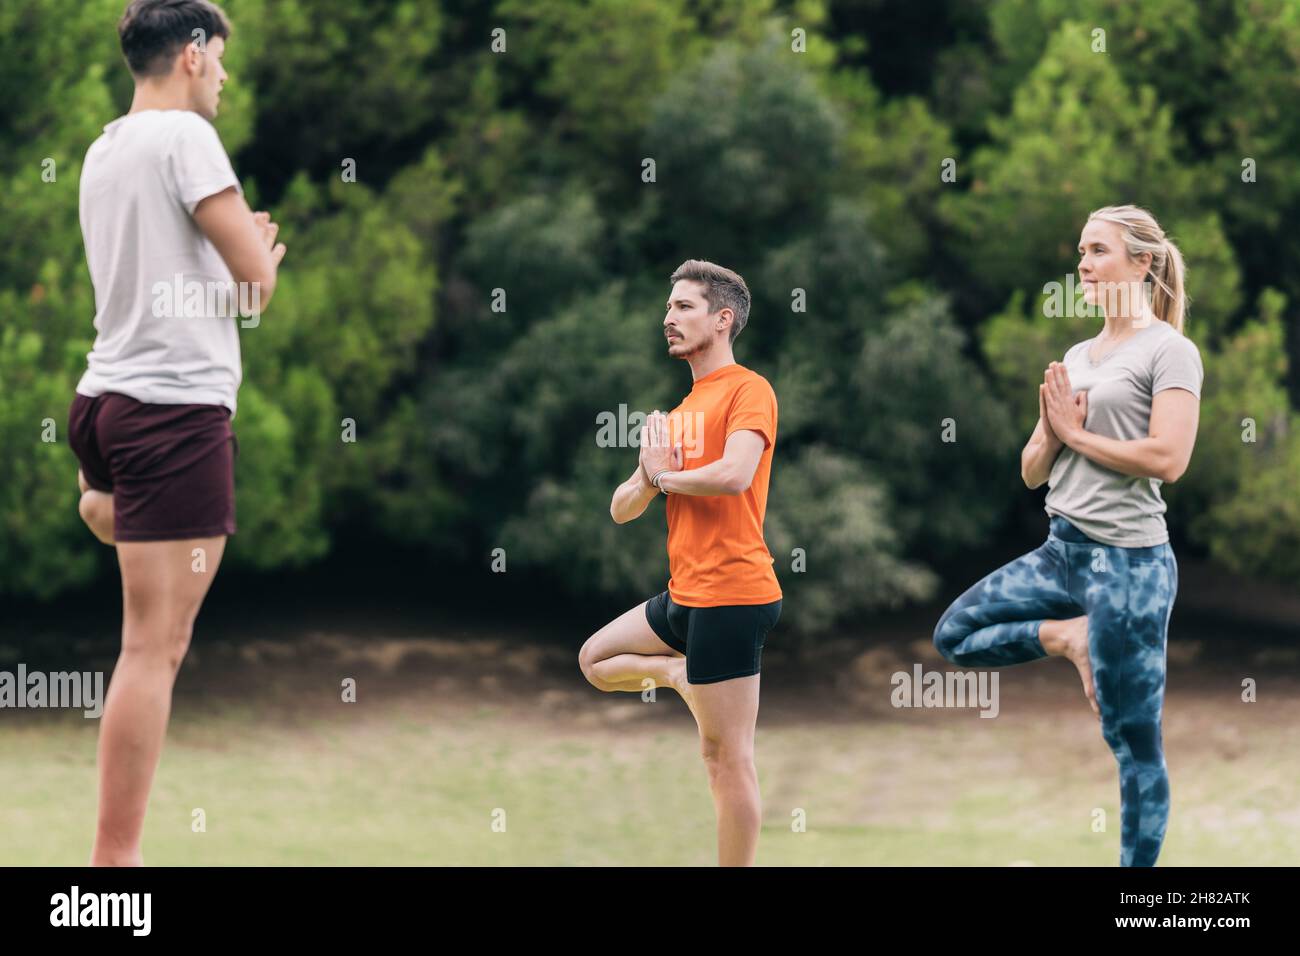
left=1149, top=238, right=1187, bottom=333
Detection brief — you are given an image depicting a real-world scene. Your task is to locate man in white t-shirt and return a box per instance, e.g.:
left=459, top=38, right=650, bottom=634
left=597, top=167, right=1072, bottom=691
left=67, top=0, right=286, bottom=867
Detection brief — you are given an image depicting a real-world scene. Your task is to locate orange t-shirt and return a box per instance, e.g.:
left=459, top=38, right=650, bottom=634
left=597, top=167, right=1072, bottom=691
left=663, top=363, right=782, bottom=607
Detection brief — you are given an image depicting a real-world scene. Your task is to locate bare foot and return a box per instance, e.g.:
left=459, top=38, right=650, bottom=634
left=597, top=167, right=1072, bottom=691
left=665, top=658, right=698, bottom=724
left=1039, top=616, right=1099, bottom=717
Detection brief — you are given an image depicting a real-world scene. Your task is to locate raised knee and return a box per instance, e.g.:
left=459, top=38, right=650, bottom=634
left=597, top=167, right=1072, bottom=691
left=577, top=638, right=606, bottom=688
left=577, top=638, right=595, bottom=676
left=78, top=492, right=114, bottom=544
left=932, top=617, right=959, bottom=664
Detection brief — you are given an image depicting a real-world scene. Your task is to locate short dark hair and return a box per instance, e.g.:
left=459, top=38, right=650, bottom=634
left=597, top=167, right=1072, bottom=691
left=118, top=0, right=231, bottom=77
left=669, top=259, right=752, bottom=343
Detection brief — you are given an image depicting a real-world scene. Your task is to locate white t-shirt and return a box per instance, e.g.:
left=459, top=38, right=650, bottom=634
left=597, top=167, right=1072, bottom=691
left=77, top=110, right=245, bottom=415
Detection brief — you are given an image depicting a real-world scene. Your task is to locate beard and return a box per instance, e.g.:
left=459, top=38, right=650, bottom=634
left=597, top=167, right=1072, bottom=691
left=669, top=335, right=711, bottom=360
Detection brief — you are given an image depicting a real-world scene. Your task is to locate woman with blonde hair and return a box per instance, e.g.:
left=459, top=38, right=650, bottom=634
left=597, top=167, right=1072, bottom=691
left=933, top=204, right=1203, bottom=866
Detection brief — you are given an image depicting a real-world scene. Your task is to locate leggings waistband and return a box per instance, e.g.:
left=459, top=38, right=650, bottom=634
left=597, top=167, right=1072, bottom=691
left=1047, top=515, right=1097, bottom=544
left=1047, top=515, right=1172, bottom=559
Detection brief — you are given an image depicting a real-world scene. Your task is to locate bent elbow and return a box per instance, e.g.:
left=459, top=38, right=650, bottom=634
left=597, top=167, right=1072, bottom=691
left=251, top=273, right=277, bottom=307
left=232, top=272, right=276, bottom=317
left=1156, top=452, right=1189, bottom=484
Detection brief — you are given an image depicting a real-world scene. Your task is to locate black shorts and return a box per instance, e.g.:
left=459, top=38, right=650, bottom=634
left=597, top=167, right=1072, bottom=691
left=644, top=590, right=782, bottom=685
left=68, top=391, right=238, bottom=541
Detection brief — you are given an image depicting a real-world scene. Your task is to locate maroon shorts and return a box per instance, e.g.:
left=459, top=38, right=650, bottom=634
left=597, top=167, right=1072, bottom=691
left=67, top=391, right=238, bottom=541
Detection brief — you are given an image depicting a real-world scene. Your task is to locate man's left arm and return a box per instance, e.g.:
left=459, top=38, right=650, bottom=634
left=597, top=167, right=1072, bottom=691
left=658, top=430, right=766, bottom=496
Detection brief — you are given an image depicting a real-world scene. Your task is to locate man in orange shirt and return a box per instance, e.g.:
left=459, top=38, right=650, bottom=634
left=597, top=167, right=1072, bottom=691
left=579, top=259, right=783, bottom=866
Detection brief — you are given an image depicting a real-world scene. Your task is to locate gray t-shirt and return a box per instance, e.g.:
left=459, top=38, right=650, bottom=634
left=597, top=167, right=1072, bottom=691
left=1044, top=319, right=1204, bottom=547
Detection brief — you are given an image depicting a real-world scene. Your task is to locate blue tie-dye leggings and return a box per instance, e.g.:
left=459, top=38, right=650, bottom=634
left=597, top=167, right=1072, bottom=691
left=932, top=515, right=1178, bottom=866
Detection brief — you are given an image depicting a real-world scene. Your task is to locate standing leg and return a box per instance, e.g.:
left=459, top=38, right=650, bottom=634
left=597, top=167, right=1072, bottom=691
left=1075, top=546, right=1177, bottom=866
left=690, top=674, right=762, bottom=866
left=91, top=536, right=226, bottom=866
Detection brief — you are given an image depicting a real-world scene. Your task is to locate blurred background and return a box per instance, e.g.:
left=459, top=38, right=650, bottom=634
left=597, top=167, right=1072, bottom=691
left=1, top=0, right=1297, bottom=865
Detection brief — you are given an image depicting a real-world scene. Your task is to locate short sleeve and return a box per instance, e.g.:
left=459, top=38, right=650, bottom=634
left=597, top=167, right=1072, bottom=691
left=1151, top=332, right=1204, bottom=399
left=726, top=376, right=777, bottom=450
left=168, top=114, right=241, bottom=215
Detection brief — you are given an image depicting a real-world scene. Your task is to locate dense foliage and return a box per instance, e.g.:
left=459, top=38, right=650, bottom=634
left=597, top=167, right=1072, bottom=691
left=3, top=0, right=1297, bottom=627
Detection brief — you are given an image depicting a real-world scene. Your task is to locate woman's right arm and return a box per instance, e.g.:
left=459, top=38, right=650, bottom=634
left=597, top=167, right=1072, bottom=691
left=1021, top=384, right=1065, bottom=489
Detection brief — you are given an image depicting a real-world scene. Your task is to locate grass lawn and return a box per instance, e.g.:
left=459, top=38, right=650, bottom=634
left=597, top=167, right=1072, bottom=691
left=3, top=632, right=1296, bottom=865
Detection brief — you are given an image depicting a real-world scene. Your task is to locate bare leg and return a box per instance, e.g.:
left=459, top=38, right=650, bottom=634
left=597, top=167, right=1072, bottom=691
left=90, top=536, right=226, bottom=866
left=1039, top=615, right=1099, bottom=716
left=692, top=674, right=762, bottom=866
left=578, top=601, right=693, bottom=716
left=77, top=469, right=114, bottom=545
